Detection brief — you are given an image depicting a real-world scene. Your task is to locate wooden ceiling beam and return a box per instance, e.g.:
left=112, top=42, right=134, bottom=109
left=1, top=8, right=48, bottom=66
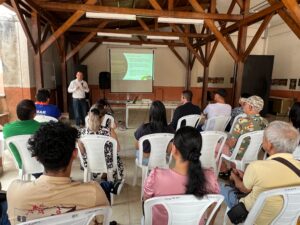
left=169, top=45, right=188, bottom=68
left=268, top=0, right=300, bottom=38
left=90, top=37, right=186, bottom=46
left=11, top=0, right=37, bottom=53
left=189, top=0, right=239, bottom=61
left=149, top=0, right=205, bottom=66
left=196, top=1, right=284, bottom=46
left=137, top=18, right=150, bottom=31
left=69, top=27, right=209, bottom=38
left=41, top=23, right=51, bottom=43
left=234, top=0, right=244, bottom=10
left=39, top=2, right=243, bottom=21
left=242, top=13, right=274, bottom=61
left=66, top=20, right=109, bottom=61
left=40, top=0, right=97, bottom=54
left=207, top=0, right=236, bottom=61
left=281, top=0, right=300, bottom=26
left=168, top=0, right=174, bottom=10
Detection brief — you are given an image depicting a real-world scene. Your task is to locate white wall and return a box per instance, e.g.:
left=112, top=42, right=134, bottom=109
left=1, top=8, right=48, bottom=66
left=267, top=21, right=300, bottom=91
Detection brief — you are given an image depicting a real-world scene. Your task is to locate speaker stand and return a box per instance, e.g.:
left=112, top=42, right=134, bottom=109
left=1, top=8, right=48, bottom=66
left=102, top=89, right=114, bottom=114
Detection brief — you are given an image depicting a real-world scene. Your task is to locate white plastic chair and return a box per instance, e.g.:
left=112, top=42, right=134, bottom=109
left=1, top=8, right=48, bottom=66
left=218, top=130, right=264, bottom=173
left=19, top=206, right=112, bottom=225
left=101, top=114, right=115, bottom=128
left=243, top=186, right=300, bottom=225
left=78, top=135, right=118, bottom=182
left=6, top=135, right=43, bottom=181
left=34, top=115, right=58, bottom=123
left=293, top=145, right=300, bottom=160
left=143, top=194, right=224, bottom=225
left=200, top=131, right=227, bottom=175
left=133, top=133, right=174, bottom=199
left=176, top=114, right=202, bottom=130
left=205, top=116, right=231, bottom=132
left=229, top=113, right=247, bottom=133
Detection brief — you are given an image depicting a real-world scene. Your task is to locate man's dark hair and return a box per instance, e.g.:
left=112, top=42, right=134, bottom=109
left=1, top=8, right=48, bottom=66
left=16, top=99, right=36, bottom=120
left=36, top=89, right=50, bottom=102
left=182, top=90, right=193, bottom=102
left=28, top=122, right=79, bottom=172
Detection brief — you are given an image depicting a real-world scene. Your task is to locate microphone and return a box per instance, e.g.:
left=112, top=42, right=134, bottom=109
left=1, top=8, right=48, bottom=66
left=81, top=81, right=84, bottom=87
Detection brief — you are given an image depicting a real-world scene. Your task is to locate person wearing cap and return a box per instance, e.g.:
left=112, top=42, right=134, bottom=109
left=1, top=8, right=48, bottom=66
left=229, top=93, right=251, bottom=127
left=218, top=95, right=268, bottom=176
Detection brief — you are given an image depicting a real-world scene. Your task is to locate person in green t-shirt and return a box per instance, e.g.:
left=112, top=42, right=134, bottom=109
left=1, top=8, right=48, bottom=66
left=3, top=99, right=40, bottom=169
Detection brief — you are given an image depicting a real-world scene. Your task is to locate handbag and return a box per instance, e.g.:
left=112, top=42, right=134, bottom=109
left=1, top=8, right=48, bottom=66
left=227, top=202, right=249, bottom=224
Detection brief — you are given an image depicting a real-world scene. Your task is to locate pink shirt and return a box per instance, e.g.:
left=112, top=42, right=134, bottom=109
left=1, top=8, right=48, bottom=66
left=143, top=168, right=220, bottom=225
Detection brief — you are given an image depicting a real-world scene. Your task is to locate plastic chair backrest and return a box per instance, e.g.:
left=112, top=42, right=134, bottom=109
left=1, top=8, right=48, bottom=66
left=176, top=114, right=201, bottom=130
left=231, top=130, right=264, bottom=162
left=205, top=116, right=231, bottom=131
left=19, top=206, right=112, bottom=225
left=293, top=145, right=300, bottom=160
left=138, top=133, right=174, bottom=170
left=144, top=194, right=224, bottom=225
left=34, top=115, right=58, bottom=123
left=244, top=186, right=300, bottom=225
left=101, top=114, right=114, bottom=128
left=200, top=131, right=227, bottom=174
left=6, top=135, right=43, bottom=178
left=80, top=135, right=117, bottom=176
left=229, top=113, right=247, bottom=133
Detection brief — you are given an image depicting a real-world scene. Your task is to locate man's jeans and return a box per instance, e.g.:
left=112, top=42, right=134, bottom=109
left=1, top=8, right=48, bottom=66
left=220, top=182, right=239, bottom=208
left=0, top=201, right=10, bottom=225
left=73, top=98, right=87, bottom=126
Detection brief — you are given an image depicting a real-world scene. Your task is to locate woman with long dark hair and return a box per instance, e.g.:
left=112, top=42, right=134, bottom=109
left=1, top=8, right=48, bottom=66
left=143, top=126, right=219, bottom=224
left=134, top=100, right=174, bottom=161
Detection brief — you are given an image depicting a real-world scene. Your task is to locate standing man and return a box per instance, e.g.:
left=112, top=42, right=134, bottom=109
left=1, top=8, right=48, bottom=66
left=68, top=71, right=89, bottom=127
left=170, top=90, right=201, bottom=130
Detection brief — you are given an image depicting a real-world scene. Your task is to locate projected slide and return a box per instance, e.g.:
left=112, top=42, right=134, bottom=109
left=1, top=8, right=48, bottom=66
left=110, top=48, right=154, bottom=93
left=123, top=53, right=153, bottom=81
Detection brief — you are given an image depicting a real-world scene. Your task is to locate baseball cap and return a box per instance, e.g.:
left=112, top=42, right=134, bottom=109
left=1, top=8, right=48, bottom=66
left=244, top=95, right=264, bottom=112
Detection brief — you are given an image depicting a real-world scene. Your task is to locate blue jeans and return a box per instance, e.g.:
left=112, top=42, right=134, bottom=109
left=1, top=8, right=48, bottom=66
left=135, top=150, right=149, bottom=166
left=0, top=201, right=10, bottom=225
left=220, top=183, right=239, bottom=209
left=72, top=98, right=87, bottom=126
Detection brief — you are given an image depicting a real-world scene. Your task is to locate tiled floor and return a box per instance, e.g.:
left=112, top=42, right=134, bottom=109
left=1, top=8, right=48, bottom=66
left=0, top=109, right=285, bottom=224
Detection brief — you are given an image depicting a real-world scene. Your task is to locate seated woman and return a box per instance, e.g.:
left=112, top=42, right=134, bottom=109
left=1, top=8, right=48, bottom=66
left=143, top=126, right=220, bottom=225
left=134, top=100, right=174, bottom=164
left=78, top=106, right=124, bottom=182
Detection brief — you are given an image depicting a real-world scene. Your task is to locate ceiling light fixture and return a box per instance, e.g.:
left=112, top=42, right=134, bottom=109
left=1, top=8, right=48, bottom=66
left=97, top=32, right=132, bottom=38
left=142, top=44, right=168, bottom=48
left=147, top=35, right=179, bottom=40
left=86, top=12, right=136, bottom=20
left=158, top=17, right=204, bottom=24
left=102, top=42, right=130, bottom=46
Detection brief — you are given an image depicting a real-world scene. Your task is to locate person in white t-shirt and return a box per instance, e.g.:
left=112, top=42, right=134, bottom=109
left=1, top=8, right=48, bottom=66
left=203, top=89, right=232, bottom=119
left=201, top=89, right=232, bottom=130
left=68, top=71, right=89, bottom=127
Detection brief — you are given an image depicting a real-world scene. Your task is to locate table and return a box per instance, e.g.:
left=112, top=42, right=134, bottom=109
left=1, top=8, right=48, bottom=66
left=125, top=101, right=179, bottom=128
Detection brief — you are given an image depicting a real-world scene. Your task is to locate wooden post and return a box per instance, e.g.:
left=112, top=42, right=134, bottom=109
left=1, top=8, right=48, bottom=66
left=31, top=11, right=44, bottom=89
left=59, top=36, right=68, bottom=113
left=186, top=49, right=192, bottom=89
left=232, top=0, right=250, bottom=107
